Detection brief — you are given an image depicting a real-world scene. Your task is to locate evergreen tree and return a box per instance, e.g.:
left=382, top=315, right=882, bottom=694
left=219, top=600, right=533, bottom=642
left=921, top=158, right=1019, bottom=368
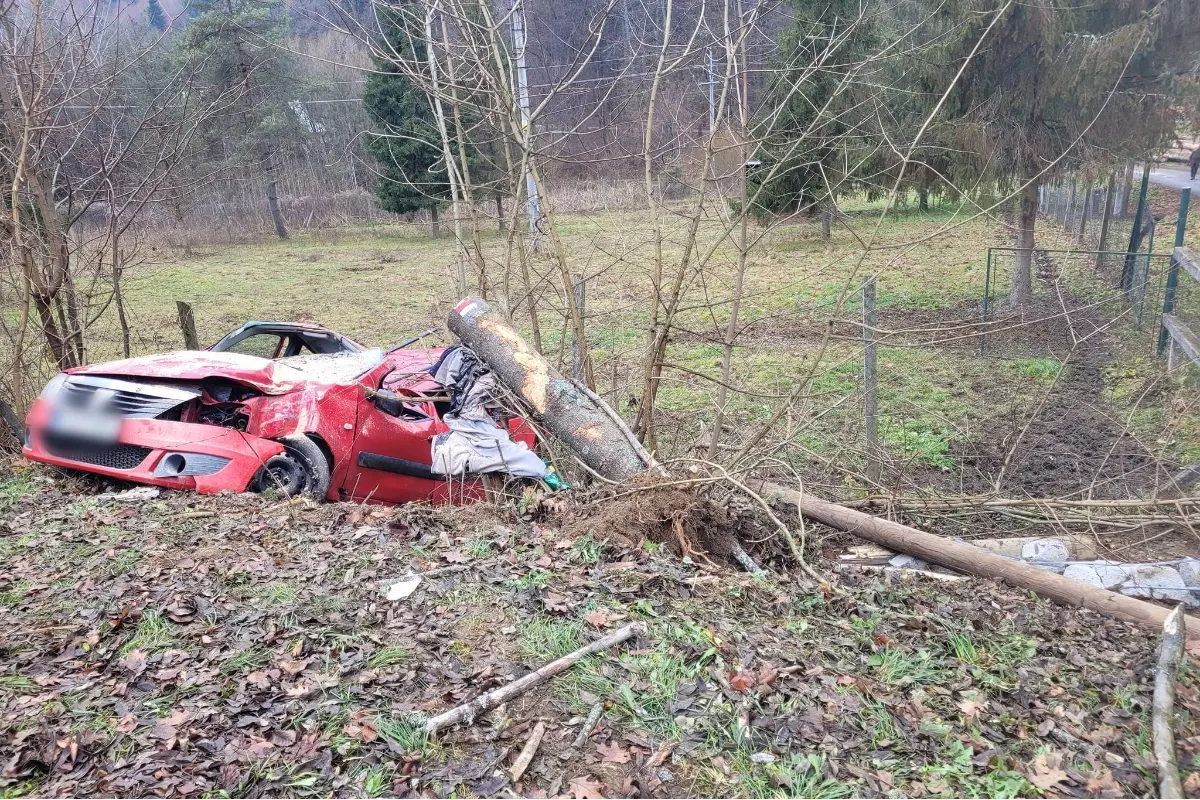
left=361, top=6, right=451, bottom=236
left=180, top=0, right=308, bottom=239
left=932, top=0, right=1199, bottom=306
left=146, top=0, right=167, bottom=31
left=746, top=0, right=886, bottom=232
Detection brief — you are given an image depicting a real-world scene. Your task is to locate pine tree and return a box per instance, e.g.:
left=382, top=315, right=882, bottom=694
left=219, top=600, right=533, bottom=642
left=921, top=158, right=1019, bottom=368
left=361, top=6, right=452, bottom=237
left=146, top=0, right=167, bottom=31
left=932, top=0, right=1199, bottom=307
left=746, top=0, right=885, bottom=231
left=180, top=0, right=308, bottom=239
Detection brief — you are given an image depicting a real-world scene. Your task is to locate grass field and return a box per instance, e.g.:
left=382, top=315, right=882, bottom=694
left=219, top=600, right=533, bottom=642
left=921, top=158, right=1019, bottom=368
left=77, top=197, right=1200, bottom=494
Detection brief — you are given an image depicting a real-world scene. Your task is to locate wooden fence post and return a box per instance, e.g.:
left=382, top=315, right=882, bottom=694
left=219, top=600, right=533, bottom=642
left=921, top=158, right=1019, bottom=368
left=863, top=276, right=880, bottom=483
left=176, top=301, right=200, bottom=350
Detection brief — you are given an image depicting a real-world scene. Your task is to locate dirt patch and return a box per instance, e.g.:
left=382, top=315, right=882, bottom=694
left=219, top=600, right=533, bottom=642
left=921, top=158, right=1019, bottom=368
left=562, top=481, right=741, bottom=564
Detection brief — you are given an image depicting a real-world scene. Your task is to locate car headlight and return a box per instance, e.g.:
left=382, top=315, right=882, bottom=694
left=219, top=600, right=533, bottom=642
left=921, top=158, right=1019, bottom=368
left=39, top=373, right=68, bottom=401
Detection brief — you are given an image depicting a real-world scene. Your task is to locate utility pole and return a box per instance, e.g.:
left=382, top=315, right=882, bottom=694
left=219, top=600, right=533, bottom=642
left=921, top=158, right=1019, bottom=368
left=705, top=47, right=716, bottom=136
left=510, top=0, right=542, bottom=251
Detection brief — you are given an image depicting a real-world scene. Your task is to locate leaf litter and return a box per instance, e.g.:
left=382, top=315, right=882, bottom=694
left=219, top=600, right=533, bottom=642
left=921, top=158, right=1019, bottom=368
left=0, top=478, right=1198, bottom=797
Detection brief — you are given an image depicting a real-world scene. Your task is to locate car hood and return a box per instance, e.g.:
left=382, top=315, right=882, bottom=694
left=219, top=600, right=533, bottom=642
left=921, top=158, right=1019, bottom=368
left=69, top=351, right=311, bottom=393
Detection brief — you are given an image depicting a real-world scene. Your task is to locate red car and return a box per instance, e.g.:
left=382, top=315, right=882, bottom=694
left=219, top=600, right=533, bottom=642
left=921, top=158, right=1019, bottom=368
left=22, top=322, right=534, bottom=505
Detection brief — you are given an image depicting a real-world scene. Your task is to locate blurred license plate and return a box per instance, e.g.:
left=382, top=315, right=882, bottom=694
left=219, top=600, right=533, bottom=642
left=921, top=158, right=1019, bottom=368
left=49, top=407, right=121, bottom=444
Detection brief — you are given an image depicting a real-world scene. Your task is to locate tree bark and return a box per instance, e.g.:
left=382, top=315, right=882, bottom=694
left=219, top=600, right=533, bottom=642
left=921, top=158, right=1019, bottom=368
left=918, top=186, right=930, bottom=212
left=448, top=297, right=652, bottom=482
left=0, top=397, right=22, bottom=445
left=753, top=480, right=1200, bottom=640
left=821, top=207, right=832, bottom=241
left=430, top=203, right=441, bottom=239
left=1011, top=177, right=1038, bottom=308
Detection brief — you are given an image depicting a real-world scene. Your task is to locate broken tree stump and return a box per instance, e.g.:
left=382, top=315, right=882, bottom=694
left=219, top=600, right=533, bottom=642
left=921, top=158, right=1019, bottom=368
left=755, top=480, right=1200, bottom=640
left=447, top=297, right=652, bottom=482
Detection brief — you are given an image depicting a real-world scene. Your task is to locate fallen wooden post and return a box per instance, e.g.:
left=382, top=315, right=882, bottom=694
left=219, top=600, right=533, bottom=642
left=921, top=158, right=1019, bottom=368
left=1154, top=605, right=1185, bottom=799
left=754, top=480, right=1200, bottom=640
left=424, top=623, right=644, bottom=736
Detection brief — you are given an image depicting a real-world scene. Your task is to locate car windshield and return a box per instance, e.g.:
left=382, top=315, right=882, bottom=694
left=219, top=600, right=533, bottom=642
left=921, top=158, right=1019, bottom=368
left=274, top=349, right=385, bottom=384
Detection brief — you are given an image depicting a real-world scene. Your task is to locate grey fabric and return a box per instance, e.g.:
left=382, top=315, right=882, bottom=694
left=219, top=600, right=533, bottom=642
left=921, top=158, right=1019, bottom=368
left=431, top=417, right=547, bottom=478
left=430, top=346, right=547, bottom=478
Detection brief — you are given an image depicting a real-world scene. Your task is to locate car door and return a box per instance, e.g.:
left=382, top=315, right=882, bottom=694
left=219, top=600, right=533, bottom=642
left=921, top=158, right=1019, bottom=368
left=340, top=387, right=485, bottom=505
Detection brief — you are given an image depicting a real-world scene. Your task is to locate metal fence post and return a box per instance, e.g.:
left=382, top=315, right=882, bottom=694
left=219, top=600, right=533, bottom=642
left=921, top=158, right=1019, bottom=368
left=1158, top=188, right=1191, bottom=355
left=1098, top=172, right=1116, bottom=253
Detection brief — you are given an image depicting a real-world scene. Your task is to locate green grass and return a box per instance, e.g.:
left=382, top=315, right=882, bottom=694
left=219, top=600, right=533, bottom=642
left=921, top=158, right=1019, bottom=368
left=569, top=533, right=606, bottom=564
left=221, top=647, right=269, bottom=673
left=0, top=580, right=30, bottom=607
left=519, top=615, right=583, bottom=662
left=868, top=647, right=951, bottom=686
left=0, top=468, right=35, bottom=510
left=373, top=713, right=429, bottom=753
left=1010, top=357, right=1064, bottom=382
left=367, top=646, right=412, bottom=670
left=704, top=752, right=855, bottom=799
left=120, top=609, right=177, bottom=656
left=946, top=630, right=1036, bottom=689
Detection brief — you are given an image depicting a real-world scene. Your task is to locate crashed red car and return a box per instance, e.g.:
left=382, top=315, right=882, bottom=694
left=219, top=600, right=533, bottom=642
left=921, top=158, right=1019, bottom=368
left=22, top=322, right=534, bottom=505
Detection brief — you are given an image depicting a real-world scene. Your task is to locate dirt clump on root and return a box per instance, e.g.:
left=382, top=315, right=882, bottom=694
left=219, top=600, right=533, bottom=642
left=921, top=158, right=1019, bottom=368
left=561, top=481, right=741, bottom=565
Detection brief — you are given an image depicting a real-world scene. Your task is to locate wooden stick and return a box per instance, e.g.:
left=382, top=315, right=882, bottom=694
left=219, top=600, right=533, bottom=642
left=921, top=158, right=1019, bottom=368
left=424, top=623, right=644, bottom=735
left=755, top=480, right=1200, bottom=640
left=571, top=702, right=604, bottom=749
left=508, top=720, right=546, bottom=783
left=1155, top=605, right=1185, bottom=799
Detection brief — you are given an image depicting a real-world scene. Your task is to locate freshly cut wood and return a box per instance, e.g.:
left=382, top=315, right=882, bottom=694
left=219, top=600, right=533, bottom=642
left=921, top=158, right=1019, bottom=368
left=448, top=297, right=651, bottom=481
left=1154, top=605, right=1185, bottom=799
left=754, top=480, right=1200, bottom=640
left=509, top=720, right=546, bottom=783
left=424, top=623, right=644, bottom=735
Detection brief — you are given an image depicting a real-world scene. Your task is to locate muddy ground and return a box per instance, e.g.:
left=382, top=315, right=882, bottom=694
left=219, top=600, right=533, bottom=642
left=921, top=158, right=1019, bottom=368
left=3, top=479, right=1200, bottom=798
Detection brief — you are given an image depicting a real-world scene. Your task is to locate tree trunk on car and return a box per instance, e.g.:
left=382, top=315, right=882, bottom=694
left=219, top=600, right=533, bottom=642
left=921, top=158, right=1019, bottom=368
left=448, top=297, right=655, bottom=482
left=1010, top=176, right=1038, bottom=308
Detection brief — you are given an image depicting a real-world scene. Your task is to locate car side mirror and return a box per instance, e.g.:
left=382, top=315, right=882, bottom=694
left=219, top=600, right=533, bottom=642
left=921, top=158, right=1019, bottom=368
left=371, top=388, right=405, bottom=417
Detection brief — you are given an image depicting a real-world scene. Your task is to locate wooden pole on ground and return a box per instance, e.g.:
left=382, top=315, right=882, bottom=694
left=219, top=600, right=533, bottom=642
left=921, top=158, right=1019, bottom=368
left=424, top=623, right=643, bottom=735
left=176, top=301, right=200, bottom=350
left=1154, top=605, right=1185, bottom=799
left=753, top=480, right=1200, bottom=640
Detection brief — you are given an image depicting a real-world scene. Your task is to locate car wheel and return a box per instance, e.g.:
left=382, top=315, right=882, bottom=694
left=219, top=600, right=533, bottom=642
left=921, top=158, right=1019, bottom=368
left=251, top=436, right=331, bottom=498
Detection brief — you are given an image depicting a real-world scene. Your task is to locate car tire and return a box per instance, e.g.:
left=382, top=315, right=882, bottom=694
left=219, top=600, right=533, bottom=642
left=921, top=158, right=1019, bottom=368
left=251, top=435, right=331, bottom=498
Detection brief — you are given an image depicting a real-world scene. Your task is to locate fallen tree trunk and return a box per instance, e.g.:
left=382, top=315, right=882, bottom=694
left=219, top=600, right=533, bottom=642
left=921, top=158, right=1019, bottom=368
left=448, top=297, right=652, bottom=481
left=755, top=480, right=1200, bottom=640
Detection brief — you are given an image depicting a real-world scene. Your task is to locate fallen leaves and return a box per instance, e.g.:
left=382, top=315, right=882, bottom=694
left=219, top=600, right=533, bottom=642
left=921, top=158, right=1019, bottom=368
left=594, top=740, right=630, bottom=764
left=584, top=609, right=609, bottom=629
left=567, top=775, right=605, bottom=798
left=1026, top=752, right=1071, bottom=792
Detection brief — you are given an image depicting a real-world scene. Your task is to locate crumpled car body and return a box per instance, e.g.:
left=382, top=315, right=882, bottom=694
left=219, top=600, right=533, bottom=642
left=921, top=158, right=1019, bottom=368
left=22, top=328, right=535, bottom=506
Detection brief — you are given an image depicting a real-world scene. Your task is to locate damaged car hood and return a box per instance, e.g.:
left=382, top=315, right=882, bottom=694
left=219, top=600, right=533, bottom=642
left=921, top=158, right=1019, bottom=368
left=69, top=351, right=312, bottom=393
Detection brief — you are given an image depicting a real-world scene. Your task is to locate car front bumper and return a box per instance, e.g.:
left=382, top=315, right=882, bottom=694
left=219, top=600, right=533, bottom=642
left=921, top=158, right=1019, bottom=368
left=23, top=400, right=285, bottom=494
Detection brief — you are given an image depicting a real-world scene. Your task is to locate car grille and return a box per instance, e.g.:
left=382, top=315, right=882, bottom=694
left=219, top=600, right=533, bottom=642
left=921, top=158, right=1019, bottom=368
left=42, top=433, right=152, bottom=470
left=61, top=377, right=199, bottom=419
